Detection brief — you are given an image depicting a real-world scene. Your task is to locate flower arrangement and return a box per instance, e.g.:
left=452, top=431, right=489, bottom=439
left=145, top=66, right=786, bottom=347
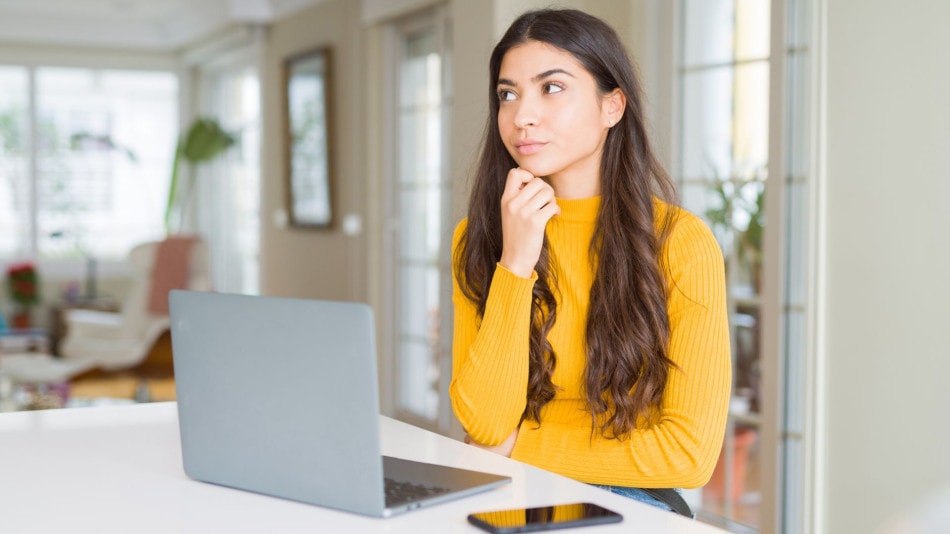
left=6, top=262, right=40, bottom=308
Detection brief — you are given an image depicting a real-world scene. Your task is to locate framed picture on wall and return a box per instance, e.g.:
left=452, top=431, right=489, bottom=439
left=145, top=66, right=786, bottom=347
left=284, top=47, right=333, bottom=228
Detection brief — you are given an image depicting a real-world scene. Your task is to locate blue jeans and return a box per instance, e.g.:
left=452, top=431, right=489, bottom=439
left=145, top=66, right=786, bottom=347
left=591, top=485, right=681, bottom=514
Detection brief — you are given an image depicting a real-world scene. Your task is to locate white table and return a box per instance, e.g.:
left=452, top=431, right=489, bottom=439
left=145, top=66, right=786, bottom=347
left=0, top=403, right=728, bottom=533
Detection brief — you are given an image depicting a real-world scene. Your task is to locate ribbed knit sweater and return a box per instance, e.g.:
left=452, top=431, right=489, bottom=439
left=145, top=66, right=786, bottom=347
left=450, top=196, right=731, bottom=488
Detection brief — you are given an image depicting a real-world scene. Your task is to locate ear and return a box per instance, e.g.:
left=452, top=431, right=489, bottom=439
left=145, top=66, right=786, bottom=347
left=602, top=88, right=626, bottom=127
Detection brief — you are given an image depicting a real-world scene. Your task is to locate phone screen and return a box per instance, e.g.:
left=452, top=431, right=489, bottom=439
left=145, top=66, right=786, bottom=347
left=467, top=502, right=622, bottom=533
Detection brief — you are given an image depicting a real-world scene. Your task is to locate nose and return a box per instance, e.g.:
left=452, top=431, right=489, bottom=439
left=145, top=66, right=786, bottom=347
left=512, top=99, right=539, bottom=129
left=514, top=114, right=537, bottom=128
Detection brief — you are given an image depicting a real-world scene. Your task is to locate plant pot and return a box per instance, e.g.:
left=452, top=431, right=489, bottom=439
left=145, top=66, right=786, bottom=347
left=10, top=307, right=32, bottom=329
left=705, top=427, right=758, bottom=502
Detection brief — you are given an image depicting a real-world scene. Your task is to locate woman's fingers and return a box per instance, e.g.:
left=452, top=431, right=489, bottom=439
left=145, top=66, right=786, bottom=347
left=463, top=429, right=520, bottom=458
left=503, top=167, right=535, bottom=194
left=502, top=169, right=557, bottom=220
left=499, top=168, right=559, bottom=277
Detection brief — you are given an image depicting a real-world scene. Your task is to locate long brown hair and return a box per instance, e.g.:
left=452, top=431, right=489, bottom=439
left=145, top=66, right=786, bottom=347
left=455, top=9, right=678, bottom=438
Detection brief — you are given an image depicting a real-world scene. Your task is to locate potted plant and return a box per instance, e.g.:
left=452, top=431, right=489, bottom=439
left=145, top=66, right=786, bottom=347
left=6, top=262, right=40, bottom=329
left=705, top=168, right=766, bottom=293
left=164, top=118, right=236, bottom=234
left=704, top=166, right=766, bottom=505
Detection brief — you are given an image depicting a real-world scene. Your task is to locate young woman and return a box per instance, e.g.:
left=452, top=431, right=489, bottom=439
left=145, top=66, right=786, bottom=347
left=449, top=9, right=732, bottom=514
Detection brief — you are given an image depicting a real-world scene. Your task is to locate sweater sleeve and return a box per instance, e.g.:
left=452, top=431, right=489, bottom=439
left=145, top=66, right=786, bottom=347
left=510, top=213, right=732, bottom=488
left=449, top=220, right=538, bottom=445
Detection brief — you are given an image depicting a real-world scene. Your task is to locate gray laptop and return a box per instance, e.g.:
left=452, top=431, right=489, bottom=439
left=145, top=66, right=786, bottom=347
left=169, top=290, right=510, bottom=517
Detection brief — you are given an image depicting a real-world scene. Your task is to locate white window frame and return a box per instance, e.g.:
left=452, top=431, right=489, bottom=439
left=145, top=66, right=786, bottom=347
left=763, top=0, right=825, bottom=532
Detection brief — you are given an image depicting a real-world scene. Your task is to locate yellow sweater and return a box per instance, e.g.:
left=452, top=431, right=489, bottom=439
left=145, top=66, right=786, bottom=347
left=450, top=196, right=731, bottom=489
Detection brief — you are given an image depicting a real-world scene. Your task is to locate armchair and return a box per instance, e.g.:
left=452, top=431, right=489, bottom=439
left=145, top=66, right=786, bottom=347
left=59, top=237, right=211, bottom=373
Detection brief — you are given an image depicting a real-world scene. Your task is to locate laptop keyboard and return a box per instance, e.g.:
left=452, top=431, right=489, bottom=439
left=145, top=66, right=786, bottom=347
left=384, top=477, right=452, bottom=507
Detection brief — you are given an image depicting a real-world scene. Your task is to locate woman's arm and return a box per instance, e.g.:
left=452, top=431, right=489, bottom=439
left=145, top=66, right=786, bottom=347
left=449, top=220, right=537, bottom=446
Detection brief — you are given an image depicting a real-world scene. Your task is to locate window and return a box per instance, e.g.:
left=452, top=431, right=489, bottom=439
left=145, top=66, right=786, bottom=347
left=384, top=9, right=453, bottom=432
left=193, top=61, right=262, bottom=296
left=0, top=66, right=177, bottom=262
left=0, top=66, right=29, bottom=258
left=678, top=1, right=813, bottom=532
left=678, top=0, right=770, bottom=529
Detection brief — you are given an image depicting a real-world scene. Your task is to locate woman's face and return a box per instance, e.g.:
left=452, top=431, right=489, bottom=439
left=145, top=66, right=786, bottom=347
left=496, top=40, right=622, bottom=198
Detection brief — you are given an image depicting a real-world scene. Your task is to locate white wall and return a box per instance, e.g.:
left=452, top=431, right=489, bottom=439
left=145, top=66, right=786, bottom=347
left=822, top=0, right=950, bottom=532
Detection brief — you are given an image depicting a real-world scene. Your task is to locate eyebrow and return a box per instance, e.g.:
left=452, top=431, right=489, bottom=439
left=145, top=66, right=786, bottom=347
left=497, top=68, right=576, bottom=87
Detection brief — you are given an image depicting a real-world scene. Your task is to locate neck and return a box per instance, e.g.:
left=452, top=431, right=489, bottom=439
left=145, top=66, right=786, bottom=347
left=547, top=174, right=601, bottom=199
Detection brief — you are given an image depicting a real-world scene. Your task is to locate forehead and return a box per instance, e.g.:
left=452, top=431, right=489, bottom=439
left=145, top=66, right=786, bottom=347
left=498, top=40, right=589, bottom=81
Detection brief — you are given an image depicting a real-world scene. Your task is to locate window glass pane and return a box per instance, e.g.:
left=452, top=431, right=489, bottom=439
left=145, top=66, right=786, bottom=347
left=397, top=265, right=440, bottom=419
left=401, top=30, right=439, bottom=108
left=735, top=0, right=771, bottom=60
left=397, top=108, right=442, bottom=187
left=34, top=68, right=177, bottom=260
left=398, top=113, right=419, bottom=184
left=682, top=1, right=772, bottom=529
left=399, top=33, right=442, bottom=186
left=195, top=67, right=260, bottom=295
left=398, top=340, right=439, bottom=419
left=394, top=20, right=447, bottom=426
left=400, top=188, right=426, bottom=262
left=704, top=423, right=762, bottom=525
left=733, top=61, right=770, bottom=174
left=734, top=304, right=760, bottom=413
left=683, top=0, right=735, bottom=66
left=0, top=66, right=29, bottom=258
left=399, top=264, right=432, bottom=340
left=400, top=186, right=443, bottom=263
left=681, top=67, right=734, bottom=179
left=682, top=180, right=721, bottom=237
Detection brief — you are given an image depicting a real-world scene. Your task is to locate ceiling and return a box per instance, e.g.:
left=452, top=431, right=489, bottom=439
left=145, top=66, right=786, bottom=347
left=0, top=0, right=327, bottom=51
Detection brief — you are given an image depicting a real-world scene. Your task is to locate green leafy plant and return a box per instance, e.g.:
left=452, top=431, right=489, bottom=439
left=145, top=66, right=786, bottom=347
left=705, top=166, right=766, bottom=287
left=70, top=132, right=138, bottom=162
left=164, top=118, right=236, bottom=234
left=705, top=165, right=766, bottom=415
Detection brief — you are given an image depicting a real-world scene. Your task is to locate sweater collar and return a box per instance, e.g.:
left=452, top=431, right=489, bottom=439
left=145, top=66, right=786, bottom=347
left=554, top=196, right=601, bottom=223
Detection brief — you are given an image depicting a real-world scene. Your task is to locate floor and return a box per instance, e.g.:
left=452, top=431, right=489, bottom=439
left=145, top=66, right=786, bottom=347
left=1, top=324, right=180, bottom=409
left=69, top=375, right=177, bottom=404
left=67, top=329, right=177, bottom=405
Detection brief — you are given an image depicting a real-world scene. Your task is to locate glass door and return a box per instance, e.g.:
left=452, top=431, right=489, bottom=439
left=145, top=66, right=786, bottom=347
left=386, top=9, right=453, bottom=432
left=678, top=0, right=771, bottom=528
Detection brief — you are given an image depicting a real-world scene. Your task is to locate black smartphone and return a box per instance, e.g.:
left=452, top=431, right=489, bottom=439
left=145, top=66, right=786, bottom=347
left=467, top=502, right=622, bottom=533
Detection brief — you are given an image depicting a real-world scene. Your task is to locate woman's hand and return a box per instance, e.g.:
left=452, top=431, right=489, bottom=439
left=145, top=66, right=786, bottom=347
left=464, top=428, right=520, bottom=458
left=499, top=168, right=560, bottom=278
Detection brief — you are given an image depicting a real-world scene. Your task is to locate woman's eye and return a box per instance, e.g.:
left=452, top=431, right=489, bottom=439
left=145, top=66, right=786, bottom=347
left=497, top=89, right=516, bottom=102
left=544, top=83, right=564, bottom=94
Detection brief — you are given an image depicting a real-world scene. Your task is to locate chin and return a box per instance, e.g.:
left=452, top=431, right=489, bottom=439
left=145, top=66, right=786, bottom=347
left=513, top=161, right=551, bottom=179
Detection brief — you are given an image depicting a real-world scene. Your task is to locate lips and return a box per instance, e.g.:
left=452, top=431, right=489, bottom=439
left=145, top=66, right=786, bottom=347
left=514, top=139, right=547, bottom=156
